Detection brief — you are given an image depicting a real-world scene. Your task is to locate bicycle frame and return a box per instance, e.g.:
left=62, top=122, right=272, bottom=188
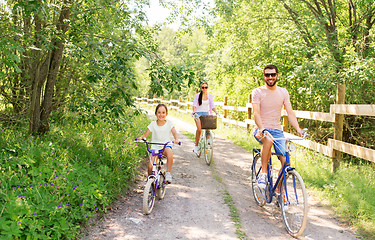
left=252, top=148, right=294, bottom=204
left=200, top=129, right=211, bottom=145
left=143, top=141, right=170, bottom=187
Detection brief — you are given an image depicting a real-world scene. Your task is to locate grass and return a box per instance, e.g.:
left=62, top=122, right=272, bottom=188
left=162, top=107, right=374, bottom=240
left=0, top=109, right=150, bottom=239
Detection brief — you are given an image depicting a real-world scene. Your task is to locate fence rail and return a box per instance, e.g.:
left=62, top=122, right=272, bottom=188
left=136, top=93, right=375, bottom=168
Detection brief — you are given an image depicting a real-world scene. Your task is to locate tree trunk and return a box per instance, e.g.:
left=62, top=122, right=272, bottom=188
left=29, top=3, right=71, bottom=134
left=29, top=14, right=50, bottom=134
left=38, top=5, right=71, bottom=134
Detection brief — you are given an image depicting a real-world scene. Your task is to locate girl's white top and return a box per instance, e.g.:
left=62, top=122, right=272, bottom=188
left=147, top=120, right=174, bottom=151
left=195, top=99, right=210, bottom=112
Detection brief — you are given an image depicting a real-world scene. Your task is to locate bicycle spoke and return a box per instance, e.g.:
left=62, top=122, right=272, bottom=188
left=280, top=170, right=308, bottom=237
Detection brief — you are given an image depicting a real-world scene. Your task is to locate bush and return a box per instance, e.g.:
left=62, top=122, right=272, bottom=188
left=0, top=108, right=149, bottom=239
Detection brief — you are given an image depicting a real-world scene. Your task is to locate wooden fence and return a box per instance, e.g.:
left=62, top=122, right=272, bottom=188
left=136, top=87, right=375, bottom=171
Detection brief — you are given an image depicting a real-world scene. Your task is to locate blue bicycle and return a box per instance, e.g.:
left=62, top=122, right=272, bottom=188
left=251, top=130, right=309, bottom=237
left=135, top=139, right=180, bottom=215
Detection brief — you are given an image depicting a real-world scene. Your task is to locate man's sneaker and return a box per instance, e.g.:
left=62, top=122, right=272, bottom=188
left=276, top=193, right=289, bottom=211
left=165, top=172, right=172, bottom=184
left=257, top=173, right=267, bottom=189
left=193, top=146, right=199, bottom=155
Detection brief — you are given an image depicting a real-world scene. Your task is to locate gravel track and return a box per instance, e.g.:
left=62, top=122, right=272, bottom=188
left=81, top=114, right=358, bottom=240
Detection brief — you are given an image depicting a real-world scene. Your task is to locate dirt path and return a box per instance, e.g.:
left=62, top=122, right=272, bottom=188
left=81, top=115, right=359, bottom=240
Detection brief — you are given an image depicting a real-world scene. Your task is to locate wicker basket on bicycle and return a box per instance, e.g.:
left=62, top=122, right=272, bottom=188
left=200, top=115, right=217, bottom=129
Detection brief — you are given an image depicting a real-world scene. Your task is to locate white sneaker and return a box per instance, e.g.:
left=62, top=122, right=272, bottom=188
left=165, top=172, right=172, bottom=184
left=193, top=146, right=199, bottom=155
left=257, top=173, right=267, bottom=189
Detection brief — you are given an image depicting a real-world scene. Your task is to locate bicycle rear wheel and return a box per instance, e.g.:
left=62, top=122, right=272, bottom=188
left=143, top=178, right=156, bottom=214
left=251, top=153, right=266, bottom=206
left=203, top=131, right=213, bottom=165
left=156, top=173, right=166, bottom=200
left=280, top=170, right=308, bottom=237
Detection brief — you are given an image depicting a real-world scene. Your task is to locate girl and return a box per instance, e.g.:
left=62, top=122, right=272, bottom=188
left=192, top=82, right=218, bottom=155
left=137, top=104, right=179, bottom=183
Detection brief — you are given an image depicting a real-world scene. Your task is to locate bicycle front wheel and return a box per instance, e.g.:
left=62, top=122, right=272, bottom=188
left=203, top=131, right=213, bottom=165
left=251, top=153, right=266, bottom=206
left=143, top=178, right=156, bottom=214
left=280, top=170, right=308, bottom=237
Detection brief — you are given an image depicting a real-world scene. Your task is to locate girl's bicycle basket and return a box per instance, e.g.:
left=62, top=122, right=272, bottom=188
left=200, top=115, right=217, bottom=129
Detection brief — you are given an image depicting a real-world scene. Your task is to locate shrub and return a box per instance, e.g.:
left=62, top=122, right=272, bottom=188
left=0, top=108, right=149, bottom=239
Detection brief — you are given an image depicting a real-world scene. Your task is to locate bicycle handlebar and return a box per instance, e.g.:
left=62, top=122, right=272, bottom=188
left=134, top=138, right=181, bottom=156
left=262, top=128, right=309, bottom=142
left=134, top=138, right=181, bottom=145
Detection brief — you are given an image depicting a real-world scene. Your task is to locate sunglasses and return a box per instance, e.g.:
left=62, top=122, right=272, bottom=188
left=264, top=73, right=277, bottom=77
left=201, top=86, right=208, bottom=89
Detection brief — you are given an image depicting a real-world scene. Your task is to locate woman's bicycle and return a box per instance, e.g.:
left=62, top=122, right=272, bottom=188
left=193, top=113, right=217, bottom=165
left=251, top=129, right=309, bottom=237
left=135, top=139, right=180, bottom=215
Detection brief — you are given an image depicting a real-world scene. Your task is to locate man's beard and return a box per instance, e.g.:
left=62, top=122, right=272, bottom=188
left=266, top=79, right=277, bottom=87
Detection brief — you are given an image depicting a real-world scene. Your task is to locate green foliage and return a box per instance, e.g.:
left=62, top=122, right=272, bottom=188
left=148, top=61, right=195, bottom=97
left=0, top=108, right=149, bottom=239
left=296, top=149, right=375, bottom=239
left=135, top=26, right=211, bottom=99
left=1, top=0, right=186, bottom=134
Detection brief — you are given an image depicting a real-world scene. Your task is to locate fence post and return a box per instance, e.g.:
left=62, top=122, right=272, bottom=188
left=332, top=84, right=345, bottom=173
left=282, top=113, right=289, bottom=132
left=247, top=94, right=252, bottom=132
left=186, top=97, right=193, bottom=114
left=178, top=96, right=182, bottom=111
left=224, top=96, right=228, bottom=119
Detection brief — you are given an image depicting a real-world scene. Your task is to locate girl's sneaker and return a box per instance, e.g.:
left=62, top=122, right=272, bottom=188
left=165, top=172, right=172, bottom=184
left=193, top=146, right=199, bottom=155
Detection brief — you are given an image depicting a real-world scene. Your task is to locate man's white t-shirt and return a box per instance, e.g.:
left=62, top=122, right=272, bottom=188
left=147, top=120, right=174, bottom=151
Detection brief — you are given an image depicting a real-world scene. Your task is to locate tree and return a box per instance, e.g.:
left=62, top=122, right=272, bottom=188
left=1, top=0, right=192, bottom=134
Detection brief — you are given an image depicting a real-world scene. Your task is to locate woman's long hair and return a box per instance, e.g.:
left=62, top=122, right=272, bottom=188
left=198, top=82, right=208, bottom=106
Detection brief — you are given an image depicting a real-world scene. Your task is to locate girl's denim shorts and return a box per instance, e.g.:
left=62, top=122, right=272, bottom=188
left=194, top=111, right=209, bottom=119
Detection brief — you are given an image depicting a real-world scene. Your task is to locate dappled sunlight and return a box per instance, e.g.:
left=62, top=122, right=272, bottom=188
left=178, top=225, right=237, bottom=240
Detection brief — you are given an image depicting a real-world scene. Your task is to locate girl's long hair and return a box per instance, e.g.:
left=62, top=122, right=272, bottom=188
left=198, top=82, right=208, bottom=106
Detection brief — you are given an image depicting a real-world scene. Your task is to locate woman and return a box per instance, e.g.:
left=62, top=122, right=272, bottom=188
left=192, top=82, right=217, bottom=155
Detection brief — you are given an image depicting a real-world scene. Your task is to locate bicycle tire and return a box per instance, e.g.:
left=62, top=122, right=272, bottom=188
left=143, top=178, right=156, bottom=214
left=204, top=131, right=213, bottom=165
left=156, top=173, right=166, bottom=200
left=251, top=153, right=266, bottom=206
left=280, top=170, right=308, bottom=237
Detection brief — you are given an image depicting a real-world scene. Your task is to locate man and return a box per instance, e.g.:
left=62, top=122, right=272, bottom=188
left=252, top=64, right=302, bottom=194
